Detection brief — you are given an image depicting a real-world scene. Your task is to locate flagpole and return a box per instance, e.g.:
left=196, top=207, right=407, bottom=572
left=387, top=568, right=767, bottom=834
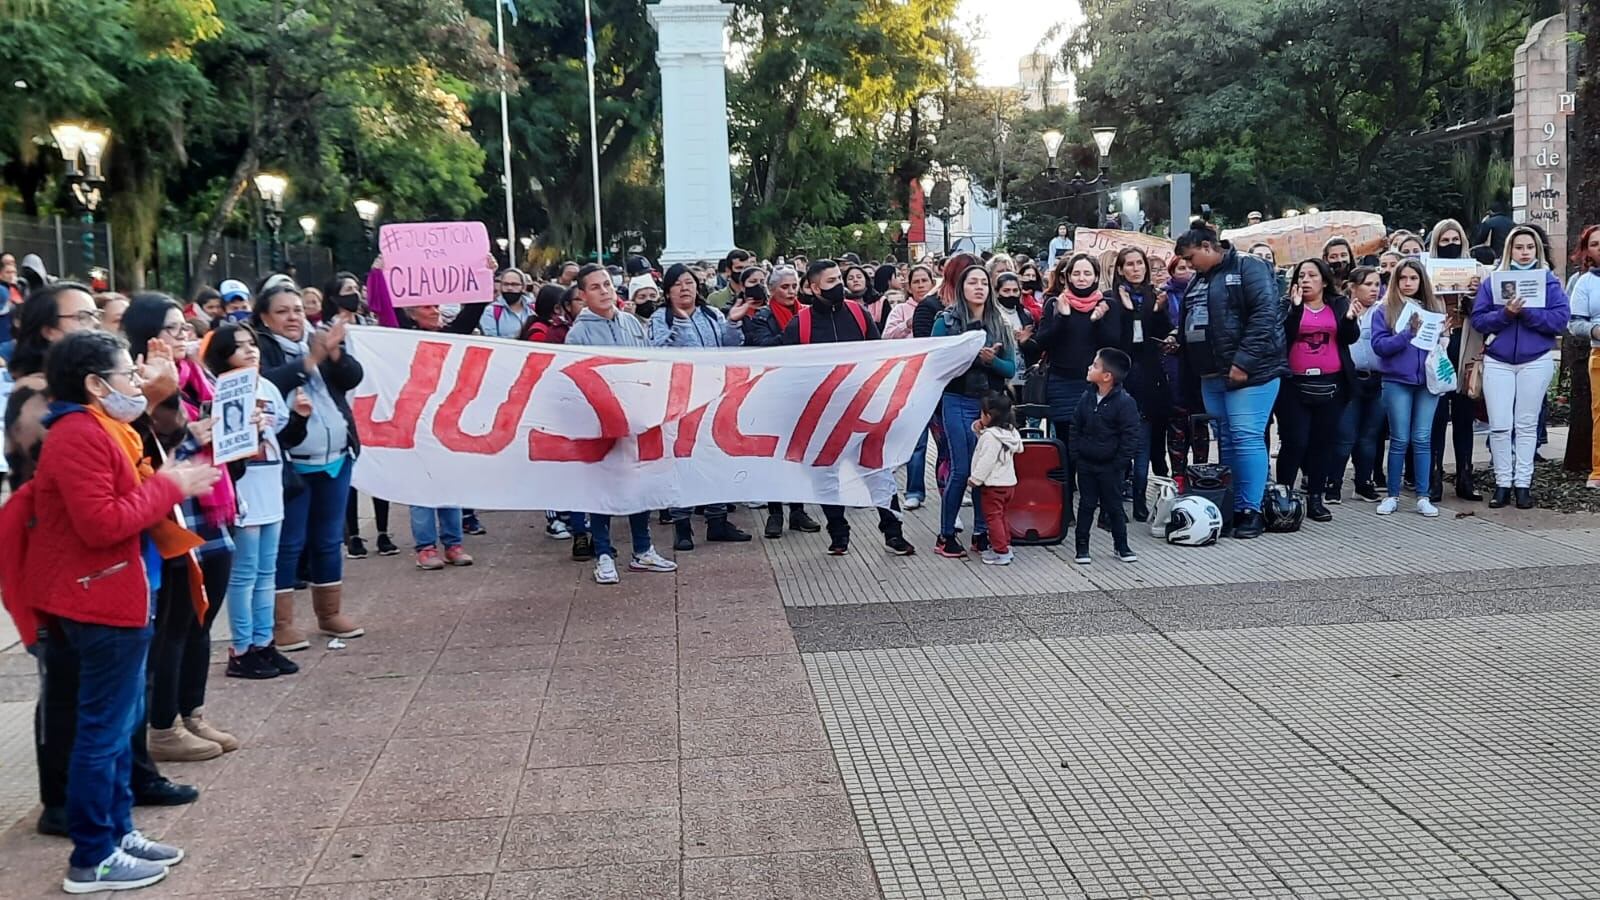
left=584, top=0, right=604, bottom=263
left=495, top=0, right=517, bottom=259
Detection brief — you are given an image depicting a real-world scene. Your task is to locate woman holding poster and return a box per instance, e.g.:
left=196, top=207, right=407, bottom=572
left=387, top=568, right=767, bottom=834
left=1470, top=226, right=1571, bottom=509
left=1425, top=219, right=1486, bottom=504
left=253, top=281, right=366, bottom=648
left=1370, top=259, right=1446, bottom=518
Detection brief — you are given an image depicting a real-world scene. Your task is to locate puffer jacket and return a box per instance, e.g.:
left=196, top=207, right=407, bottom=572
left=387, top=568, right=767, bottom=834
left=1177, top=243, right=1288, bottom=386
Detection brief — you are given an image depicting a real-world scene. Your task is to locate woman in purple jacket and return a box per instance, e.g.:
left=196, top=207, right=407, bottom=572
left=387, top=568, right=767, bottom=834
left=1469, top=226, right=1571, bottom=509
left=1369, top=258, right=1447, bottom=518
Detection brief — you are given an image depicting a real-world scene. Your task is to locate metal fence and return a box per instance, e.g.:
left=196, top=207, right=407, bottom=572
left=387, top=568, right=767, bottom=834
left=0, top=210, right=113, bottom=286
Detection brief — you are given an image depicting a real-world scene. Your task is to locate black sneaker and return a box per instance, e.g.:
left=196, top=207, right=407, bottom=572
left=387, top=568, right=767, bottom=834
left=827, top=536, right=849, bottom=556
left=1115, top=547, right=1139, bottom=563
left=1232, top=510, right=1265, bottom=539
left=1353, top=482, right=1380, bottom=502
left=971, top=533, right=990, bottom=553
left=884, top=534, right=915, bottom=556
left=1324, top=489, right=1342, bottom=505
left=133, top=778, right=198, bottom=807
left=935, top=534, right=967, bottom=558
left=764, top=512, right=784, bottom=539
left=463, top=514, right=487, bottom=536
left=345, top=536, right=369, bottom=559
left=375, top=533, right=399, bottom=556
left=259, top=643, right=300, bottom=675
left=789, top=509, right=822, bottom=533
left=1074, top=547, right=1092, bottom=565
left=571, top=532, right=595, bottom=561
left=706, top=520, right=753, bottom=542
left=658, top=509, right=674, bottom=525
left=226, top=648, right=279, bottom=680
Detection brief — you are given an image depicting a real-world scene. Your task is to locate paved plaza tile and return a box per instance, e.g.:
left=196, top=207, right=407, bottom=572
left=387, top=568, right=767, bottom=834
left=0, top=502, right=1597, bottom=897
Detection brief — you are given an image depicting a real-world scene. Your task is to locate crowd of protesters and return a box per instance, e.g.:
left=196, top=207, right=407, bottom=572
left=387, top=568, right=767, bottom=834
left=0, top=205, right=1596, bottom=893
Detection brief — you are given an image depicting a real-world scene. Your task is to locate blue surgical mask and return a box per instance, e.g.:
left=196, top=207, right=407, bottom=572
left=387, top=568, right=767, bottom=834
left=227, top=310, right=251, bottom=322
left=1510, top=259, right=1537, bottom=271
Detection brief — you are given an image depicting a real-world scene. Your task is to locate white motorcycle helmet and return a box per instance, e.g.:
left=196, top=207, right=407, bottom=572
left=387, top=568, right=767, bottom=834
left=1165, top=496, right=1222, bottom=547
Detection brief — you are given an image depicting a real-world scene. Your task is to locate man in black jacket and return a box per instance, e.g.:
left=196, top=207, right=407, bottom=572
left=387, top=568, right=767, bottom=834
left=1175, top=225, right=1287, bottom=539
left=1070, top=348, right=1142, bottom=564
left=781, top=259, right=914, bottom=557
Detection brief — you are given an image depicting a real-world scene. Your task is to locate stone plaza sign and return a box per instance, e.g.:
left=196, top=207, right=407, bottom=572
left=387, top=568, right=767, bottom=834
left=1512, top=15, right=1571, bottom=271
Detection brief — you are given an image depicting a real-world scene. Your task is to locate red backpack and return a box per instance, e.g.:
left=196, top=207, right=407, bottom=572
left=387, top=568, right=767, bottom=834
left=797, top=301, right=868, bottom=344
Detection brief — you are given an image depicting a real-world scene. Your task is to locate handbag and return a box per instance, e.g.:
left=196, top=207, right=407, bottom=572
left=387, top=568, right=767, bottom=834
left=1461, top=356, right=1484, bottom=400
left=1020, top=363, right=1050, bottom=407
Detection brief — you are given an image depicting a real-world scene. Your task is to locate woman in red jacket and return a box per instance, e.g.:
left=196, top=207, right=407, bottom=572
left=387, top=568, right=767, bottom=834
left=24, top=330, right=218, bottom=893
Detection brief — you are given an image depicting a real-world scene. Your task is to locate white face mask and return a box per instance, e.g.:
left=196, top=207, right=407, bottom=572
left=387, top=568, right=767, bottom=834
left=96, top=376, right=147, bottom=423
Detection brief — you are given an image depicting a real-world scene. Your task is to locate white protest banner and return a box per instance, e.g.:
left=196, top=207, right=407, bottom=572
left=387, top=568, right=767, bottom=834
left=345, top=327, right=987, bottom=514
left=1491, top=270, right=1546, bottom=308
left=211, top=368, right=260, bottom=464
left=1425, top=257, right=1479, bottom=294
left=378, top=221, right=496, bottom=308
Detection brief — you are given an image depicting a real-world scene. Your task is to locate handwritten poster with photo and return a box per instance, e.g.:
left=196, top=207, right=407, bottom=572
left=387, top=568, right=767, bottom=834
left=212, top=368, right=260, bottom=464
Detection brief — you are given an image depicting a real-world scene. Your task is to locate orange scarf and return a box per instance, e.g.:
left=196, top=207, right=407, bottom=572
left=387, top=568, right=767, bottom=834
left=89, top=407, right=209, bottom=618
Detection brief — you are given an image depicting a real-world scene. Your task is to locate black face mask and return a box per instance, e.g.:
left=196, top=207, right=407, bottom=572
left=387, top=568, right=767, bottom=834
left=1022, top=278, right=1040, bottom=291
left=1328, top=260, right=1352, bottom=277
left=337, top=293, right=362, bottom=313
left=1435, top=243, right=1463, bottom=259
left=998, top=292, right=1020, bottom=307
left=820, top=283, right=846, bottom=304
left=634, top=300, right=657, bottom=319
left=502, top=291, right=524, bottom=305
left=1379, top=271, right=1391, bottom=286
left=745, top=284, right=768, bottom=302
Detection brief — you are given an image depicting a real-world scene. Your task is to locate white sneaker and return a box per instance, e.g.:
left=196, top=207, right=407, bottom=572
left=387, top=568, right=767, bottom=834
left=545, top=520, right=572, bottom=540
left=1376, top=497, right=1399, bottom=516
left=1586, top=479, right=1600, bottom=490
left=629, top=547, right=678, bottom=573
left=981, top=549, right=1013, bottom=566
left=1416, top=498, right=1439, bottom=518
left=593, top=554, right=619, bottom=584
left=904, top=496, right=923, bottom=510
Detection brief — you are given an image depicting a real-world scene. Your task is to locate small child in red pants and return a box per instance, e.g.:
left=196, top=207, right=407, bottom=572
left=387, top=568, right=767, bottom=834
left=969, top=392, right=1024, bottom=565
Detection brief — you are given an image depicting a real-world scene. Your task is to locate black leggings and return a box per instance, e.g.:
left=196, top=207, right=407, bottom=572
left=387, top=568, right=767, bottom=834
left=1431, top=390, right=1476, bottom=480
left=346, top=489, right=390, bottom=537
left=147, top=550, right=232, bottom=729
left=1277, top=392, right=1346, bottom=495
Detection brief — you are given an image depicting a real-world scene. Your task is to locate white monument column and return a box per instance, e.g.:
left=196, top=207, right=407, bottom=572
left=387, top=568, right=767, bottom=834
left=647, top=0, right=735, bottom=264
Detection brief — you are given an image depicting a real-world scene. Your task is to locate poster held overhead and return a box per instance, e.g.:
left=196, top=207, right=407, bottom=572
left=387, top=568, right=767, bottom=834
left=379, top=221, right=496, bottom=307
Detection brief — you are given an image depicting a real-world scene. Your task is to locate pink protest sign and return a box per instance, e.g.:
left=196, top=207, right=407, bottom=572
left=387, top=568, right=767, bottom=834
left=378, top=221, right=495, bottom=307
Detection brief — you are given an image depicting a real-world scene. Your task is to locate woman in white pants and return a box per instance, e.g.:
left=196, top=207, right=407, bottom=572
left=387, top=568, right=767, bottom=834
left=1469, top=226, right=1571, bottom=509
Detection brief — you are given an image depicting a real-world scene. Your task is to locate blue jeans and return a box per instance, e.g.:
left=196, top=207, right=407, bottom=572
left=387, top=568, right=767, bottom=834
left=59, top=617, right=152, bottom=868
left=1330, top=378, right=1385, bottom=490
left=1381, top=382, right=1440, bottom=497
left=939, top=393, right=985, bottom=536
left=277, top=460, right=353, bottom=589
left=411, top=506, right=464, bottom=550
left=905, top=423, right=931, bottom=500
left=227, top=522, right=282, bottom=654
left=579, top=512, right=652, bottom=560
left=1200, top=377, right=1280, bottom=513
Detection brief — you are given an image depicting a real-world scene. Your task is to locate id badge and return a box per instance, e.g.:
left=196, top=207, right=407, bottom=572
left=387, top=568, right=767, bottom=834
left=1132, top=319, right=1144, bottom=344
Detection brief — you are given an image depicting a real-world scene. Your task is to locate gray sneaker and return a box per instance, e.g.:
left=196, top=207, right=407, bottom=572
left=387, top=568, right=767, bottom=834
left=63, top=849, right=168, bottom=894
left=121, top=829, right=184, bottom=867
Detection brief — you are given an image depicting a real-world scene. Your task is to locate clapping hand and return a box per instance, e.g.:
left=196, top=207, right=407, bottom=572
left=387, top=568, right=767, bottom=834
left=292, top=388, right=313, bottom=418
left=1117, top=286, right=1134, bottom=310
left=159, top=460, right=222, bottom=498
left=1289, top=282, right=1303, bottom=306
left=977, top=343, right=999, bottom=364
left=728, top=296, right=756, bottom=323
left=1090, top=301, right=1109, bottom=321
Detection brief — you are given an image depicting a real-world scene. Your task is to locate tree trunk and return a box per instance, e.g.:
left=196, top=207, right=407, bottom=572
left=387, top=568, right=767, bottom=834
left=189, top=147, right=258, bottom=289
left=1563, top=0, right=1596, bottom=474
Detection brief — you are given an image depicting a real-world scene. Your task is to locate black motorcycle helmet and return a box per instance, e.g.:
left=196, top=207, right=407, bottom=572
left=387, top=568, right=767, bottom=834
left=1263, top=484, right=1305, bottom=533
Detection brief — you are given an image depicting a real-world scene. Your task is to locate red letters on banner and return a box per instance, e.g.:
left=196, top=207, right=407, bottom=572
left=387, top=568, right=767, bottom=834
left=355, top=342, right=917, bottom=469
left=352, top=340, right=451, bottom=449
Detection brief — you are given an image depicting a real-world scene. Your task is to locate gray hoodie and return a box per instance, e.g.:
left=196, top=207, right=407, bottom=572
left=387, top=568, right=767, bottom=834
left=565, top=307, right=649, bottom=348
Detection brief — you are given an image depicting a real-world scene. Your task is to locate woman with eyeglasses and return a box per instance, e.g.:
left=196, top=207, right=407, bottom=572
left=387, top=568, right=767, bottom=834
left=1470, top=225, right=1571, bottom=509
left=1278, top=259, right=1359, bottom=522
left=1425, top=219, right=1486, bottom=503
left=121, top=294, right=242, bottom=762
left=4, top=329, right=219, bottom=893
left=253, top=281, right=366, bottom=650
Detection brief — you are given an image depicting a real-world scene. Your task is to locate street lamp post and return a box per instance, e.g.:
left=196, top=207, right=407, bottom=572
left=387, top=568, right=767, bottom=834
left=354, top=199, right=381, bottom=247
left=919, top=170, right=966, bottom=256
left=50, top=121, right=110, bottom=278
left=253, top=172, right=288, bottom=271
left=1041, top=126, right=1118, bottom=226
left=899, top=220, right=911, bottom=260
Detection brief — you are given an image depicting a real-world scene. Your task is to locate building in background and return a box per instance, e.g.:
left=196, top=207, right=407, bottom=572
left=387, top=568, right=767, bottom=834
left=1018, top=51, right=1075, bottom=111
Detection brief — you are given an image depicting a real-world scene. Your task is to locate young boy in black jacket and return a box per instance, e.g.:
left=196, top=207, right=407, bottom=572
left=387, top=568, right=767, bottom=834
left=1071, top=348, right=1142, bottom=564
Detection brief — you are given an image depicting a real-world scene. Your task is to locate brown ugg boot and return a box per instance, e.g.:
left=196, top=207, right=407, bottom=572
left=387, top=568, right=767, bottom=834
left=147, top=721, right=223, bottom=762
left=274, top=590, right=309, bottom=651
left=183, top=708, right=239, bottom=752
left=312, top=582, right=364, bottom=638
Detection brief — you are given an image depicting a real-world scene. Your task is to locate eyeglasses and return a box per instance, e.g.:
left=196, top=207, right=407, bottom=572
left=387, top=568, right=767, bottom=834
left=58, top=310, right=102, bottom=326
left=160, top=323, right=185, bottom=336
left=100, top=367, right=143, bottom=384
